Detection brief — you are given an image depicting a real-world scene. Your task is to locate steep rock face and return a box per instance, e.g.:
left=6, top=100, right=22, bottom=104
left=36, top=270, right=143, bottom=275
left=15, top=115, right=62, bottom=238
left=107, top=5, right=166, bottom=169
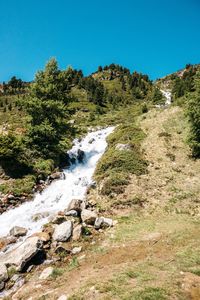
left=0, top=236, right=43, bottom=271
left=52, top=221, right=73, bottom=242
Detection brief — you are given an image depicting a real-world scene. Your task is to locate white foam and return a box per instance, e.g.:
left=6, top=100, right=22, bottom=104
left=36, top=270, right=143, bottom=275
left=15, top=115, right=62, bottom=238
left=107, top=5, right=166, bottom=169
left=0, top=126, right=114, bottom=238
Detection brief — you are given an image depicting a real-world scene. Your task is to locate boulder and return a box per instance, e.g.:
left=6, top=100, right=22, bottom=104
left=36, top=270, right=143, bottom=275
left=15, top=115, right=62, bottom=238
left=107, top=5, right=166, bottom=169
left=31, top=212, right=50, bottom=222
left=81, top=209, right=97, bottom=225
left=77, top=149, right=85, bottom=162
left=0, top=236, right=43, bottom=271
left=0, top=236, right=17, bottom=251
left=65, top=199, right=83, bottom=213
left=10, top=226, right=28, bottom=237
left=94, top=217, right=113, bottom=229
left=52, top=215, right=67, bottom=224
left=55, top=245, right=71, bottom=255
left=0, top=264, right=8, bottom=290
left=115, top=143, right=131, bottom=151
left=72, top=224, right=83, bottom=241
left=64, top=210, right=78, bottom=217
left=52, top=221, right=73, bottom=242
left=71, top=246, right=82, bottom=255
left=31, top=232, right=50, bottom=243
left=39, top=267, right=54, bottom=280
left=50, top=172, right=62, bottom=180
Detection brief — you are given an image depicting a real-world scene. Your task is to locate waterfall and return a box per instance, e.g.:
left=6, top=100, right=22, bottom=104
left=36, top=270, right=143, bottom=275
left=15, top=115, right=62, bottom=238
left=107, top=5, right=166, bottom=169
left=0, top=126, right=114, bottom=239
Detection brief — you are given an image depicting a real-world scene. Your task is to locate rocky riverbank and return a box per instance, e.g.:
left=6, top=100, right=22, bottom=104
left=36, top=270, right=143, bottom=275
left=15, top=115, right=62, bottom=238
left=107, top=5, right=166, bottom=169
left=0, top=197, right=114, bottom=297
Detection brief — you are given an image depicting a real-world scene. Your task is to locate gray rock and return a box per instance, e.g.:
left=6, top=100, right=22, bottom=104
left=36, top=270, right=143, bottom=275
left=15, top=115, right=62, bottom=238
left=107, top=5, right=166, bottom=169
left=81, top=209, right=97, bottom=225
left=72, top=224, right=82, bottom=241
left=71, top=246, right=82, bottom=255
left=0, top=264, right=8, bottom=290
left=64, top=210, right=78, bottom=217
left=94, top=217, right=104, bottom=229
left=52, top=215, right=67, bottom=224
left=31, top=212, right=49, bottom=222
left=57, top=295, right=68, bottom=300
left=52, top=221, right=73, bottom=242
left=115, top=143, right=131, bottom=151
left=55, top=245, right=71, bottom=255
left=77, top=149, right=85, bottom=162
left=0, top=281, right=4, bottom=291
left=0, top=236, right=43, bottom=271
left=39, top=267, right=54, bottom=280
left=9, top=226, right=28, bottom=237
left=66, top=199, right=83, bottom=213
left=94, top=217, right=113, bottom=229
left=50, top=172, right=62, bottom=180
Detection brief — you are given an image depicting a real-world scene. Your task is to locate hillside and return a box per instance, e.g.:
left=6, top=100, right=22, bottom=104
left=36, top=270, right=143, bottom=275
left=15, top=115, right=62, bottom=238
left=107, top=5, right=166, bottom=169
left=0, top=61, right=200, bottom=299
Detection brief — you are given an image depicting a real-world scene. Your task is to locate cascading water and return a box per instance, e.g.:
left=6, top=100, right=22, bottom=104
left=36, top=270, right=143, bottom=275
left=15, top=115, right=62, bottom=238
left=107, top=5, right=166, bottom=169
left=161, top=90, right=172, bottom=106
left=0, top=126, right=114, bottom=239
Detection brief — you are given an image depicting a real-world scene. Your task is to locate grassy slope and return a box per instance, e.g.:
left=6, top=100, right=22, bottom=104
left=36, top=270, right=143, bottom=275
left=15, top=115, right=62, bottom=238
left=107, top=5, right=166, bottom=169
left=11, top=105, right=200, bottom=300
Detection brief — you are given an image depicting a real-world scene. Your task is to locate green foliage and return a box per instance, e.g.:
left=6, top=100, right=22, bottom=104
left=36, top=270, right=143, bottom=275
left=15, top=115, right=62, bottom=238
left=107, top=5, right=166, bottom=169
left=0, top=133, right=32, bottom=177
left=100, top=172, right=129, bottom=195
left=152, top=87, right=164, bottom=104
left=95, top=123, right=147, bottom=195
left=24, top=58, right=72, bottom=162
left=187, top=94, right=200, bottom=157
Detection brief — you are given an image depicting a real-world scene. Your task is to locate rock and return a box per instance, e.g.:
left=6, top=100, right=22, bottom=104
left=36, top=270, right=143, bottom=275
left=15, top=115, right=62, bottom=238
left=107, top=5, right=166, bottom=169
left=0, top=264, right=8, bottom=290
left=0, top=236, right=17, bottom=251
left=57, top=295, right=68, bottom=300
left=55, top=245, right=71, bottom=255
left=32, top=212, right=49, bottom=222
left=11, top=274, right=21, bottom=282
left=65, top=199, right=83, bottom=213
left=9, top=226, right=28, bottom=237
left=115, top=143, right=131, bottom=151
left=102, top=217, right=113, bottom=228
left=72, top=224, right=83, bottom=241
left=94, top=217, right=113, bottom=229
left=71, top=246, right=82, bottom=255
left=31, top=232, right=50, bottom=243
left=52, top=215, right=67, bottom=224
left=39, top=267, right=54, bottom=280
left=81, top=209, right=97, bottom=225
left=94, top=217, right=104, bottom=229
left=0, top=281, right=4, bottom=291
left=65, top=210, right=78, bottom=217
left=88, top=138, right=95, bottom=144
left=52, top=221, right=73, bottom=242
left=0, top=236, right=43, bottom=271
left=77, top=149, right=85, bottom=162
left=50, top=172, right=62, bottom=180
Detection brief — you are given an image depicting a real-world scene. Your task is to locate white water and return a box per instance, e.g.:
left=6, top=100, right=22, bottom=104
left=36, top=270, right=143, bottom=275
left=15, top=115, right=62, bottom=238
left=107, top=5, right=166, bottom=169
left=161, top=90, right=172, bottom=106
left=0, top=127, right=114, bottom=239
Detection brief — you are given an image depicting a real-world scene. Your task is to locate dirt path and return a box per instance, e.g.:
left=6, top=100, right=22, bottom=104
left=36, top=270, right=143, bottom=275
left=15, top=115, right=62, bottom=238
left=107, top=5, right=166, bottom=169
left=10, top=106, right=200, bottom=300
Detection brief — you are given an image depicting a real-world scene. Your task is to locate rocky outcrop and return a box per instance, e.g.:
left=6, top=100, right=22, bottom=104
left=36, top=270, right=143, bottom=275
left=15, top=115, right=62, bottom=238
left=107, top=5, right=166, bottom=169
left=52, top=221, right=73, bottom=242
left=0, top=236, right=43, bottom=271
left=9, top=226, right=27, bottom=237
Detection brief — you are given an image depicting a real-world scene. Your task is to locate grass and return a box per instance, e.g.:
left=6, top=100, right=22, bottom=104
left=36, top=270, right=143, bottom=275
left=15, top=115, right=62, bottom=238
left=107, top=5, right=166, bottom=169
left=94, top=109, right=148, bottom=197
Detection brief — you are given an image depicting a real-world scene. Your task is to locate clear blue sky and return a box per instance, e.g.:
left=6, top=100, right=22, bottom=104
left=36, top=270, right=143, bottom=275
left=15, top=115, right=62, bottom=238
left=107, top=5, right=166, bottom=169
left=0, top=0, right=200, bottom=81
